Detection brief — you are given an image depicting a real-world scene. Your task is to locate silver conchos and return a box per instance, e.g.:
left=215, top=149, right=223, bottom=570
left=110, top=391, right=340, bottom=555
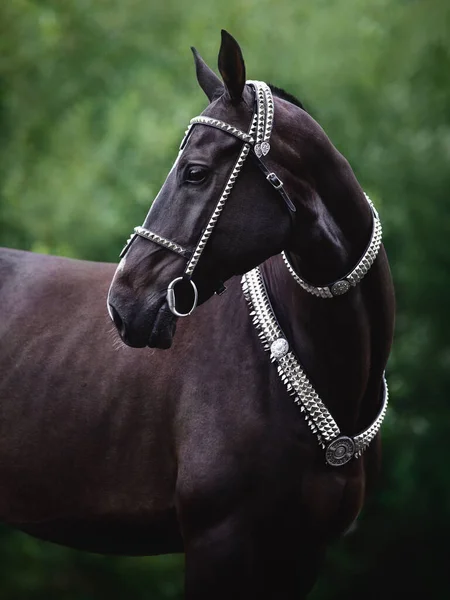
left=325, top=436, right=355, bottom=466
left=331, top=280, right=351, bottom=296
left=270, top=338, right=289, bottom=359
left=260, top=141, right=270, bottom=156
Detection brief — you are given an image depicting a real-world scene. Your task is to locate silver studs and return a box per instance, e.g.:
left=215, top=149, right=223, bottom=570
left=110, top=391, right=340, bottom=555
left=133, top=227, right=187, bottom=257
left=270, top=338, right=289, bottom=359
left=242, top=264, right=388, bottom=462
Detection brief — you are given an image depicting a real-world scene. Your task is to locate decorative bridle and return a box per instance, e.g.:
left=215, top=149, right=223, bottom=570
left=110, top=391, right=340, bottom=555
left=120, top=81, right=295, bottom=316
left=119, top=81, right=388, bottom=467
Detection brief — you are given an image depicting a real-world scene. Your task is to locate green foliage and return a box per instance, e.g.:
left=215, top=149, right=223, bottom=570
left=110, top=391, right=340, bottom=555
left=0, top=528, right=183, bottom=599
left=1, top=0, right=449, bottom=597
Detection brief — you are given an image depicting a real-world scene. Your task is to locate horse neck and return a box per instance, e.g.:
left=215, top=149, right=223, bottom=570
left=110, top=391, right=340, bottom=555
left=260, top=182, right=383, bottom=433
left=286, top=158, right=373, bottom=286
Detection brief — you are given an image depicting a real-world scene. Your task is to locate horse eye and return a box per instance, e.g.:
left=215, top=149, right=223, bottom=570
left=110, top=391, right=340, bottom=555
left=186, top=166, right=208, bottom=184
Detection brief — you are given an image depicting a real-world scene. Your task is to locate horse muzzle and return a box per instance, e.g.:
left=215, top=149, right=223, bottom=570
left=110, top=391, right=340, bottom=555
left=108, top=294, right=177, bottom=350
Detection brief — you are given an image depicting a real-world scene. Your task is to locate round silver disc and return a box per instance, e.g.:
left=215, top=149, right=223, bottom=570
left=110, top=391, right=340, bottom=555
left=325, top=436, right=355, bottom=466
left=270, top=338, right=289, bottom=360
left=331, top=280, right=351, bottom=296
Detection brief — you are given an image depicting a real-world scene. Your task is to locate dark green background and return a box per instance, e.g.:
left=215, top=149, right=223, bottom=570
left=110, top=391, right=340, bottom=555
left=1, top=0, right=449, bottom=597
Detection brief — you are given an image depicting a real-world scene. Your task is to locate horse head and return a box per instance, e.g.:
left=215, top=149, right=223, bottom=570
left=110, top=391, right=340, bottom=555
left=108, top=30, right=372, bottom=349
left=108, top=31, right=300, bottom=348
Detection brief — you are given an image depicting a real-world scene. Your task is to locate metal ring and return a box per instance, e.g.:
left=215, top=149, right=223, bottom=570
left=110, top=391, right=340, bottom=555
left=166, top=277, right=198, bottom=317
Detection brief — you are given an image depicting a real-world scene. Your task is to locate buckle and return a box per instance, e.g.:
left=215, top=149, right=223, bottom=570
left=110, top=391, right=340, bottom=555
left=266, top=172, right=283, bottom=190
left=215, top=281, right=227, bottom=296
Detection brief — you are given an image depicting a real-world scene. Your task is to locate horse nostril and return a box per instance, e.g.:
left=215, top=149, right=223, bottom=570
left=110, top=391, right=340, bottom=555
left=109, top=303, right=127, bottom=338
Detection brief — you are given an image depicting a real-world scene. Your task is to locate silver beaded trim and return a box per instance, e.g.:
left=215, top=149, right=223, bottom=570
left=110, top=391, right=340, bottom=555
left=353, top=376, right=388, bottom=456
left=347, top=195, right=383, bottom=287
left=241, top=265, right=388, bottom=464
left=250, top=81, right=266, bottom=146
left=134, top=226, right=188, bottom=257
left=190, top=116, right=254, bottom=144
left=248, top=81, right=274, bottom=157
left=262, top=83, right=274, bottom=144
left=179, top=124, right=193, bottom=150
left=282, top=193, right=383, bottom=298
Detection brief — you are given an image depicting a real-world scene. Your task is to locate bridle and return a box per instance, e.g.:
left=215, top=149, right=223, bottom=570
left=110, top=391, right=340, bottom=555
left=120, top=81, right=296, bottom=317
left=119, top=81, right=388, bottom=467
left=120, top=80, right=382, bottom=311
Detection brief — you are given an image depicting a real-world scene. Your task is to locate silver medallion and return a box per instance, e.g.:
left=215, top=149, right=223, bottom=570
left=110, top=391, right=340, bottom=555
left=270, top=337, right=289, bottom=359
left=330, top=280, right=351, bottom=296
left=261, top=141, right=270, bottom=156
left=254, top=144, right=263, bottom=158
left=325, top=436, right=355, bottom=466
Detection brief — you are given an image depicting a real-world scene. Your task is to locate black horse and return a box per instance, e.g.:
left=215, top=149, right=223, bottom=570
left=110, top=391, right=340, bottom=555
left=0, top=31, right=394, bottom=599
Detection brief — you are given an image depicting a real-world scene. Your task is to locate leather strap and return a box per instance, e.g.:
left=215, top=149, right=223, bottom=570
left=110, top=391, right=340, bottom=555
left=251, top=153, right=296, bottom=213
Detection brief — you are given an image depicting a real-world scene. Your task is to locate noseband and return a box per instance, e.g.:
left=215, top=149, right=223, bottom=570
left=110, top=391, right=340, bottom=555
left=118, top=81, right=388, bottom=466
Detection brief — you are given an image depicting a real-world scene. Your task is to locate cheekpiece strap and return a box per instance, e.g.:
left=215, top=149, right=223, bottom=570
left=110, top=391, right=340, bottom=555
left=184, top=111, right=258, bottom=277
left=251, top=153, right=296, bottom=213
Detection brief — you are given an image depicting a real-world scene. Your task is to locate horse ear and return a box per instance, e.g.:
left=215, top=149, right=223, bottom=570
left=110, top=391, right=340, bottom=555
left=191, top=47, right=223, bottom=102
left=218, top=29, right=246, bottom=104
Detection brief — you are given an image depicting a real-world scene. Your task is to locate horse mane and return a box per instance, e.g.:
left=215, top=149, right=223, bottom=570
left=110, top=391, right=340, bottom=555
left=268, top=84, right=307, bottom=113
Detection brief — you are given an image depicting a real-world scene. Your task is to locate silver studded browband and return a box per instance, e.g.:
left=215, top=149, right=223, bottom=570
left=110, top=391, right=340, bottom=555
left=281, top=194, right=383, bottom=298
left=189, top=116, right=255, bottom=145
left=242, top=266, right=388, bottom=466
